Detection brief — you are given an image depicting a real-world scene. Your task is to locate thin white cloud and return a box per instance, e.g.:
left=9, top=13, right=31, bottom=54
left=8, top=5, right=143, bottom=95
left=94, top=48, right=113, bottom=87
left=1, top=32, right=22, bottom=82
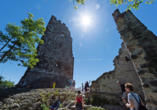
left=36, top=4, right=41, bottom=10
left=75, top=59, right=102, bottom=61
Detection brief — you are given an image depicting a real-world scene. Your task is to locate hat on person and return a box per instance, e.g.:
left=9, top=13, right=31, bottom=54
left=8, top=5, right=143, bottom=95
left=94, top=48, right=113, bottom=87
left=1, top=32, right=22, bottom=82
left=117, top=81, right=120, bottom=83
left=49, top=106, right=54, bottom=109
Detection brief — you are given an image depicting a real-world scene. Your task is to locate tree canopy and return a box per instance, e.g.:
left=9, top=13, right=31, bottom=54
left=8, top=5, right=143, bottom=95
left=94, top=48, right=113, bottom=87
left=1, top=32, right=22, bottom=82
left=0, top=76, right=15, bottom=89
left=0, top=13, right=46, bottom=68
left=71, top=0, right=154, bottom=10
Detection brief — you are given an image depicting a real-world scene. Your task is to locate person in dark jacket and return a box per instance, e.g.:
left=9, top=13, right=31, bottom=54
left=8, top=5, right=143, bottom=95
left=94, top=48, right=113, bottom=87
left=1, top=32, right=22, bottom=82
left=49, top=100, right=60, bottom=110
left=117, top=81, right=127, bottom=105
left=85, top=81, right=89, bottom=94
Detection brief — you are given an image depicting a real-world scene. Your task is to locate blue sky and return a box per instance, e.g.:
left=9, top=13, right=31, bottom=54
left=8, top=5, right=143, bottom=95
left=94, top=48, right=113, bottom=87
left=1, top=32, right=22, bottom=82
left=0, top=0, right=157, bottom=88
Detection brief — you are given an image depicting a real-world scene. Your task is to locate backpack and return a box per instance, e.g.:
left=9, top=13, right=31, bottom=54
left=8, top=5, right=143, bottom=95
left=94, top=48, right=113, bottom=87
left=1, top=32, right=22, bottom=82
left=131, top=93, right=148, bottom=110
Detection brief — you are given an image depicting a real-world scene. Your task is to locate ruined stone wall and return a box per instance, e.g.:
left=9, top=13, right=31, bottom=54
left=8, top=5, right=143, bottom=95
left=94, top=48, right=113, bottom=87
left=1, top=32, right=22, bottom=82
left=90, top=43, right=144, bottom=105
left=112, top=9, right=157, bottom=110
left=19, top=15, right=74, bottom=88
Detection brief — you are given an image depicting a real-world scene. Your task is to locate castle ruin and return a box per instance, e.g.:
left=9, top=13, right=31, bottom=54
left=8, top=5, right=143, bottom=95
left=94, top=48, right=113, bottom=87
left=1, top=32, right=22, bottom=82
left=90, top=9, right=157, bottom=110
left=19, top=15, right=74, bottom=88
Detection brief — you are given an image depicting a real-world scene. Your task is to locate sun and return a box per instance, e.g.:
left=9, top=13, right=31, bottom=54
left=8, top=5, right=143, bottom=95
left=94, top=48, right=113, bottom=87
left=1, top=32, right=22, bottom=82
left=80, top=15, right=91, bottom=27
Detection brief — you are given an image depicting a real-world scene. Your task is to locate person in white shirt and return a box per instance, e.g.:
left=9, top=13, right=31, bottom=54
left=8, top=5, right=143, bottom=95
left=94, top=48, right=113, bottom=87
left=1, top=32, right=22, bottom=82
left=125, top=83, right=144, bottom=110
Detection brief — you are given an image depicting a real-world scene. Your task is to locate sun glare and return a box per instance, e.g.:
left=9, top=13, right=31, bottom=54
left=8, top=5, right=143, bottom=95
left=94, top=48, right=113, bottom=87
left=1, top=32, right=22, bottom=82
left=80, top=15, right=91, bottom=27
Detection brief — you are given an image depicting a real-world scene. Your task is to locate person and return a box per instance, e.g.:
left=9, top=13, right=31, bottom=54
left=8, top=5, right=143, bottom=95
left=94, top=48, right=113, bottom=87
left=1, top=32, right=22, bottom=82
left=82, top=83, right=83, bottom=91
left=74, top=90, right=84, bottom=110
left=117, top=81, right=127, bottom=105
left=67, top=79, right=71, bottom=87
left=125, top=83, right=144, bottom=110
left=72, top=80, right=76, bottom=90
left=49, top=100, right=60, bottom=110
left=53, top=81, right=56, bottom=88
left=70, top=79, right=73, bottom=89
left=85, top=81, right=89, bottom=94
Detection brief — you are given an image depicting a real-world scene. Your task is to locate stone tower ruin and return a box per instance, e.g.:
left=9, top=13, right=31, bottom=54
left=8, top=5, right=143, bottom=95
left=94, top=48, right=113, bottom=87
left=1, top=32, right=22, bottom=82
left=19, top=15, right=74, bottom=88
left=91, top=9, right=157, bottom=110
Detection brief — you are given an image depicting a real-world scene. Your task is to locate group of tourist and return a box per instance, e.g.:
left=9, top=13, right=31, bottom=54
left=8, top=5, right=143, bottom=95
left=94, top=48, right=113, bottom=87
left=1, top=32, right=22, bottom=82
left=67, top=79, right=76, bottom=90
left=117, top=81, right=147, bottom=110
left=13, top=79, right=147, bottom=110
left=73, top=81, right=147, bottom=110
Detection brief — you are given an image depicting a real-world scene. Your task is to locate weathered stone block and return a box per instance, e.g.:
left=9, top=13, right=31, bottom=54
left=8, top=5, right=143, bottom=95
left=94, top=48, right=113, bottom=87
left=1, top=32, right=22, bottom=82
left=138, top=70, right=147, bottom=75
left=145, top=49, right=156, bottom=54
left=147, top=45, right=154, bottom=49
left=131, top=55, right=138, bottom=59
left=149, top=80, right=157, bottom=87
left=152, top=88, right=157, bottom=93
left=140, top=63, right=153, bottom=68
left=143, top=83, right=149, bottom=88
left=147, top=53, right=157, bottom=59
left=144, top=57, right=150, bottom=61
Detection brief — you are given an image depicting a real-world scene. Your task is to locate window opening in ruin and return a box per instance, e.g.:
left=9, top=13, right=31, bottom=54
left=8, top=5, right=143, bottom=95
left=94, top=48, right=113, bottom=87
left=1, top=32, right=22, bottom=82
left=61, top=32, right=65, bottom=37
left=125, top=56, right=131, bottom=62
left=55, top=63, right=58, bottom=67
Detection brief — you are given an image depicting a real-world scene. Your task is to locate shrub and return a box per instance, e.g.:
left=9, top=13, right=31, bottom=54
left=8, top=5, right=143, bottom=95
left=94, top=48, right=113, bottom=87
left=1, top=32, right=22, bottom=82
left=91, top=95, right=110, bottom=106
left=40, top=103, right=49, bottom=110
left=54, top=89, right=59, bottom=95
left=59, top=103, right=63, bottom=108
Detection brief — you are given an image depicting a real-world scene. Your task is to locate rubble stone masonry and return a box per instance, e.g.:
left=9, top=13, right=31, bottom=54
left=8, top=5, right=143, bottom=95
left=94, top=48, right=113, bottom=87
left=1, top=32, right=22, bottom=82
left=19, top=15, right=74, bottom=88
left=91, top=9, right=157, bottom=110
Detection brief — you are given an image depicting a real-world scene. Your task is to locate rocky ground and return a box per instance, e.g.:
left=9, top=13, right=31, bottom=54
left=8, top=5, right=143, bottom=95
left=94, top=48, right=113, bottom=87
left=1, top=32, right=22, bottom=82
left=0, top=88, right=128, bottom=110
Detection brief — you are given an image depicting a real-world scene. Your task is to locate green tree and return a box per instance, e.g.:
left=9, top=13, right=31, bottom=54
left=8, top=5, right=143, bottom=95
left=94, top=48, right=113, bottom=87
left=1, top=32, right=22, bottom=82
left=0, top=76, right=15, bottom=89
left=71, top=0, right=154, bottom=10
left=0, top=13, right=46, bottom=68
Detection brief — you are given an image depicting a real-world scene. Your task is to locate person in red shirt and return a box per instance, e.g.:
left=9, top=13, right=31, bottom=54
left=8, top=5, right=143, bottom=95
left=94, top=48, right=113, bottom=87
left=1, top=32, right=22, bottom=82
left=74, top=90, right=84, bottom=110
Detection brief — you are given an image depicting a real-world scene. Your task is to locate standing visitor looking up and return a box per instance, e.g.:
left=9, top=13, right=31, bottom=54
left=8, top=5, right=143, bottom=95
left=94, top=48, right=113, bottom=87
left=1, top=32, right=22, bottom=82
left=117, top=81, right=127, bottom=105
left=125, top=83, right=145, bottom=110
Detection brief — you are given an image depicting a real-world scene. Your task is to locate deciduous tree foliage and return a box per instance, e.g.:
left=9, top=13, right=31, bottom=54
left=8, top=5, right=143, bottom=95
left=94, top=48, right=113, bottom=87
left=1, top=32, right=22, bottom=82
left=0, top=76, right=15, bottom=89
left=0, top=13, right=46, bottom=68
left=70, top=0, right=154, bottom=10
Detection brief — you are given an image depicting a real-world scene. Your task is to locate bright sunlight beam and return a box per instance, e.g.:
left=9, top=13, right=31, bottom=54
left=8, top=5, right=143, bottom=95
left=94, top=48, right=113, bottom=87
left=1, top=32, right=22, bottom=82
left=80, top=15, right=91, bottom=27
